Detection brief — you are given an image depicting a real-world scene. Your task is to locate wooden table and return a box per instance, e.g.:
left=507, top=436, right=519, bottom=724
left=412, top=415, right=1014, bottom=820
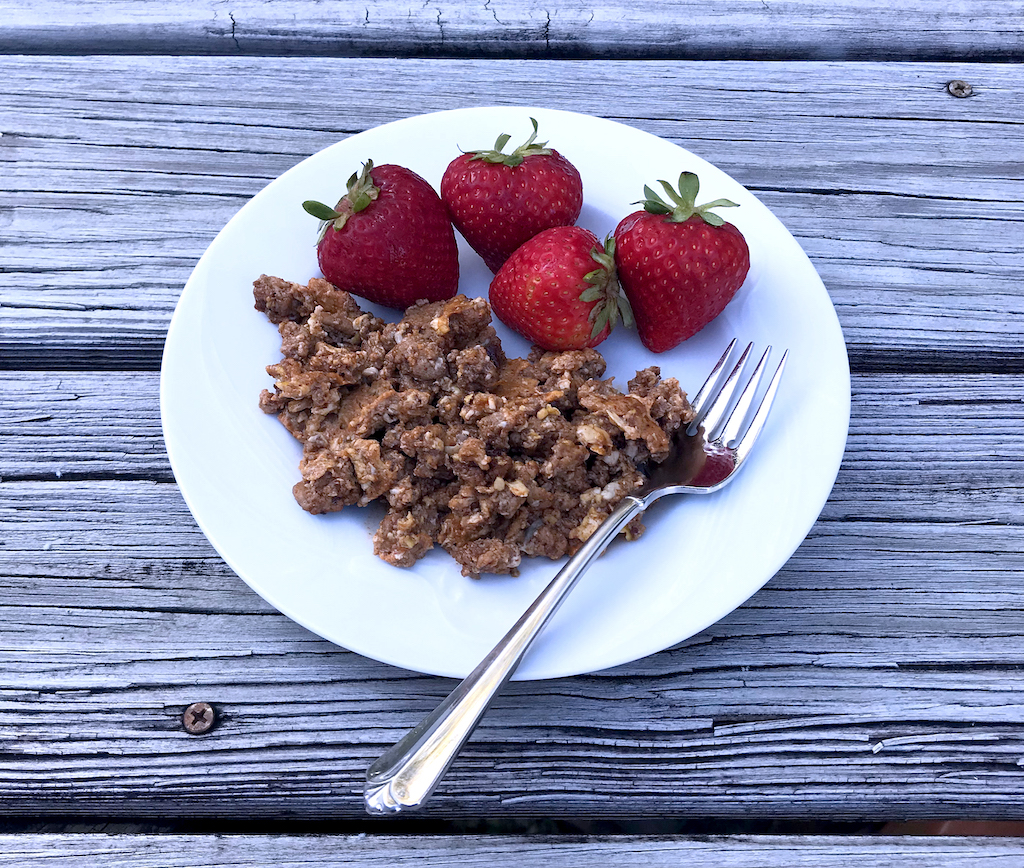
left=2, top=2, right=1024, bottom=864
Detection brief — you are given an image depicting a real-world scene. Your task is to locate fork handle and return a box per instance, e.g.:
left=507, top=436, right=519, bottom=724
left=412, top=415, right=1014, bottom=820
left=364, top=494, right=646, bottom=814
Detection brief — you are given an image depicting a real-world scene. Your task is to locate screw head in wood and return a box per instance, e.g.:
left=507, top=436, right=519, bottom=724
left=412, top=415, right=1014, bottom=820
left=947, top=80, right=973, bottom=98
left=183, top=701, right=216, bottom=735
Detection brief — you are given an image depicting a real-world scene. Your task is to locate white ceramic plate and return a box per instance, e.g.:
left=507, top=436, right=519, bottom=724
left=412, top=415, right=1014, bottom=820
left=161, top=107, right=850, bottom=681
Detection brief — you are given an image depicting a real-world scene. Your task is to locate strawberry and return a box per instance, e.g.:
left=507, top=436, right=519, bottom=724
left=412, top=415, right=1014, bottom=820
left=488, top=225, right=632, bottom=351
left=302, top=160, right=459, bottom=309
left=613, top=172, right=750, bottom=353
left=440, top=118, right=583, bottom=273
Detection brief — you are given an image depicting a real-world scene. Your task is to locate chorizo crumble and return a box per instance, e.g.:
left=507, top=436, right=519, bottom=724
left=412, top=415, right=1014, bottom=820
left=254, top=274, right=695, bottom=577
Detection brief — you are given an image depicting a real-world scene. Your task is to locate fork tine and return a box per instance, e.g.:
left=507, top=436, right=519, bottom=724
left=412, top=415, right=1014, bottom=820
left=732, top=349, right=788, bottom=467
left=687, top=338, right=737, bottom=419
left=717, top=345, right=772, bottom=446
left=695, top=341, right=753, bottom=436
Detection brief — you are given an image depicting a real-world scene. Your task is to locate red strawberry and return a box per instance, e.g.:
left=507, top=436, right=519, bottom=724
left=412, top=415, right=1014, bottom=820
left=440, top=118, right=583, bottom=273
left=614, top=172, right=750, bottom=353
left=488, top=225, right=632, bottom=351
left=302, top=161, right=459, bottom=309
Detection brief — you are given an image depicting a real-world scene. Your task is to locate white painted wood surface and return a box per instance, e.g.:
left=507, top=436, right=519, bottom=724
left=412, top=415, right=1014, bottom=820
left=3, top=1, right=1021, bottom=59
left=1, top=834, right=1024, bottom=867
left=3, top=58, right=1021, bottom=371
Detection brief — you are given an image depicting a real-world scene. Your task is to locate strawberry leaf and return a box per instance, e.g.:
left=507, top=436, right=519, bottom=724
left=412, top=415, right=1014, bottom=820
left=349, top=190, right=374, bottom=213
left=590, top=303, right=612, bottom=338
left=617, top=294, right=635, bottom=329
left=639, top=185, right=673, bottom=215
left=302, top=200, right=342, bottom=221
left=676, top=171, right=700, bottom=206
left=701, top=197, right=739, bottom=209
left=578, top=235, right=631, bottom=341
left=636, top=171, right=739, bottom=227
left=658, top=179, right=686, bottom=208
left=468, top=117, right=553, bottom=167
left=345, top=161, right=380, bottom=215
left=303, top=160, right=380, bottom=238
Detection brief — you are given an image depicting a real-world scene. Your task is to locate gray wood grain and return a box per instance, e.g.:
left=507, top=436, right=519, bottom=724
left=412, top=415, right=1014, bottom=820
left=2, top=371, right=1024, bottom=818
left=2, top=834, right=1024, bottom=866
left=4, top=0, right=1019, bottom=59
left=2, top=1, right=1022, bottom=60
left=2, top=58, right=1022, bottom=371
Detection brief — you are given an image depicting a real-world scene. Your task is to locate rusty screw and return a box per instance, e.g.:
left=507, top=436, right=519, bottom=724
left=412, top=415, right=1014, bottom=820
left=183, top=701, right=216, bottom=735
left=947, top=80, right=973, bottom=98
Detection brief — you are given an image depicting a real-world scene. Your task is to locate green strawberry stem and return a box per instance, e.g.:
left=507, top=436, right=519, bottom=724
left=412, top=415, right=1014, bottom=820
left=580, top=237, right=634, bottom=339
left=639, top=171, right=738, bottom=227
left=302, top=160, right=381, bottom=240
left=467, top=117, right=553, bottom=168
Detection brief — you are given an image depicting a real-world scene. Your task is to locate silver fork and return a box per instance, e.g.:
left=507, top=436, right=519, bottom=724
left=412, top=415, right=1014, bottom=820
left=364, top=338, right=788, bottom=814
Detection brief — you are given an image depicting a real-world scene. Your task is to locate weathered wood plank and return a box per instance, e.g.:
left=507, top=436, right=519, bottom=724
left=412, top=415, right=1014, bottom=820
left=0, top=372, right=171, bottom=480
left=1, top=58, right=1022, bottom=371
left=2, top=0, right=1021, bottom=60
left=2, top=834, right=1024, bottom=867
